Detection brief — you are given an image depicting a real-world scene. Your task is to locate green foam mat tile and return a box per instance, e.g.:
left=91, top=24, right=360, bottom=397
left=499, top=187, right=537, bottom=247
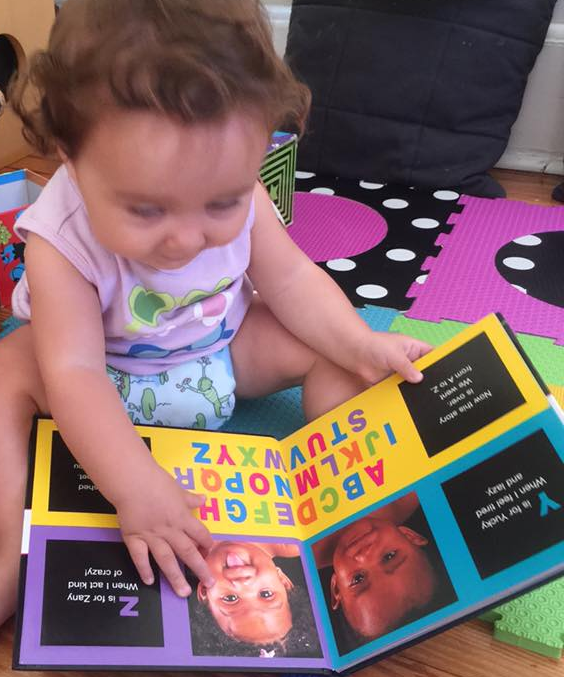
left=390, top=315, right=468, bottom=346
left=551, top=384, right=564, bottom=406
left=514, top=333, right=564, bottom=387
left=390, top=316, right=564, bottom=387
left=480, top=578, right=564, bottom=659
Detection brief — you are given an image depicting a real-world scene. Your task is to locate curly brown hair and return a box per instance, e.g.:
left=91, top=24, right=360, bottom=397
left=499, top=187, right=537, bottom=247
left=9, top=0, right=310, bottom=158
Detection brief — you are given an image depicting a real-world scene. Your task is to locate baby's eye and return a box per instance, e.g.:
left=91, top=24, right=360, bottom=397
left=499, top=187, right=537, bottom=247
left=207, top=199, right=240, bottom=213
left=128, top=204, right=166, bottom=219
left=259, top=589, right=274, bottom=599
left=349, top=572, right=365, bottom=587
left=221, top=594, right=239, bottom=604
left=382, top=550, right=398, bottom=563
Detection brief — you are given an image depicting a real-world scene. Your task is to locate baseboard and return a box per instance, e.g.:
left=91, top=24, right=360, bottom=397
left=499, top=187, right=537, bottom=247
left=268, top=5, right=292, bottom=56
left=495, top=150, right=564, bottom=175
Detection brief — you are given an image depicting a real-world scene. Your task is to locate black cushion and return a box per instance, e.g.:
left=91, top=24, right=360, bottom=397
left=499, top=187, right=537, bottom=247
left=285, top=0, right=557, bottom=197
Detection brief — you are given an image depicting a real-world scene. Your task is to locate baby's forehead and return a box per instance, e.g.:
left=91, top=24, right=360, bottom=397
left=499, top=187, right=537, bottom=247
left=77, top=109, right=266, bottom=193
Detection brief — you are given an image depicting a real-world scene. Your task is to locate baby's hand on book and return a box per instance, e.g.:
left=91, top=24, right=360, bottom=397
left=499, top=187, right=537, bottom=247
left=358, top=332, right=433, bottom=384
left=115, top=467, right=215, bottom=597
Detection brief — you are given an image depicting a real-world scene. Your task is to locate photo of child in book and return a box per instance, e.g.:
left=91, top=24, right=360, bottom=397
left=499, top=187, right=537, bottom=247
left=187, top=540, right=322, bottom=658
left=313, top=493, right=457, bottom=655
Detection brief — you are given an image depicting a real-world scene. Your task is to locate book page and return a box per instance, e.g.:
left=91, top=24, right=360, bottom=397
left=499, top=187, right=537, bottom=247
left=282, top=314, right=549, bottom=541
left=282, top=314, right=564, bottom=669
left=17, top=421, right=329, bottom=671
left=16, top=314, right=564, bottom=673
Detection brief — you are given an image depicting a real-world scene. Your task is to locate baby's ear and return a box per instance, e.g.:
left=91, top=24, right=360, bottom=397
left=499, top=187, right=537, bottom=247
left=196, top=582, right=208, bottom=604
left=398, top=526, right=428, bottom=547
left=275, top=566, right=295, bottom=592
left=56, top=145, right=76, bottom=178
left=330, top=573, right=341, bottom=611
left=56, top=144, right=69, bottom=163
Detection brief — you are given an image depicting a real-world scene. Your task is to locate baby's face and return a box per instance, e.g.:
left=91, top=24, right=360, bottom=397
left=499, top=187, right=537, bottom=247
left=198, top=541, right=293, bottom=645
left=65, top=108, right=268, bottom=270
left=331, top=517, right=436, bottom=640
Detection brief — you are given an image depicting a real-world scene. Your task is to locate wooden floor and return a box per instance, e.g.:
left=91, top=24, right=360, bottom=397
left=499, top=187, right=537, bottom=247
left=0, top=158, right=563, bottom=677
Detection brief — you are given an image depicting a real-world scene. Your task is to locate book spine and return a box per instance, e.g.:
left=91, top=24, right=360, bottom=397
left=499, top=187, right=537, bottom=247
left=25, top=417, right=41, bottom=509
left=495, top=312, right=550, bottom=396
left=13, top=418, right=40, bottom=669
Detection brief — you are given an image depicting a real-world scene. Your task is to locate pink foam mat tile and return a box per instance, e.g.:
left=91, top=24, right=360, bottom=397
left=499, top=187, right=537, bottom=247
left=406, top=195, right=564, bottom=344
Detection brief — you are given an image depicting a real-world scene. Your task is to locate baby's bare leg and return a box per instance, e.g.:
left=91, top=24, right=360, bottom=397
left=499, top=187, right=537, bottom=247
left=230, top=297, right=369, bottom=420
left=0, top=325, right=49, bottom=627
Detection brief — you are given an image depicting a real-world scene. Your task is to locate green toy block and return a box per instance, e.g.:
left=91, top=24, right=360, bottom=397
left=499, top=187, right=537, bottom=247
left=259, top=131, right=297, bottom=226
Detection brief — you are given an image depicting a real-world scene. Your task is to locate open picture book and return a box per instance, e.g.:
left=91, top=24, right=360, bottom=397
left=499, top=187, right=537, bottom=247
left=13, top=313, right=564, bottom=674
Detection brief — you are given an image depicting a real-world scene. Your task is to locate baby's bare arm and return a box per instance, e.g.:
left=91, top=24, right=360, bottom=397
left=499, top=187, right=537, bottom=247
left=25, top=234, right=214, bottom=595
left=248, top=184, right=432, bottom=385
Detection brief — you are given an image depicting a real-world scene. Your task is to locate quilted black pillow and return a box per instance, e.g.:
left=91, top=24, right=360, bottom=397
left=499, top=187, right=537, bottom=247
left=285, top=0, right=557, bottom=197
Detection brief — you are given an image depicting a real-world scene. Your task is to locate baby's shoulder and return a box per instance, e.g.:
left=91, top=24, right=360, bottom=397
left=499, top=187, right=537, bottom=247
left=16, top=166, right=113, bottom=284
left=17, top=165, right=83, bottom=237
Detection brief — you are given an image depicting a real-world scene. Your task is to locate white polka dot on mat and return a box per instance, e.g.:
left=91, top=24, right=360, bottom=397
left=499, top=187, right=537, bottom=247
left=503, top=256, right=535, bottom=271
left=310, top=187, right=335, bottom=195
left=433, top=190, right=459, bottom=201
left=356, top=284, right=388, bottom=299
left=416, top=274, right=428, bottom=284
left=326, top=258, right=356, bottom=272
left=512, top=284, right=528, bottom=294
left=359, top=180, right=384, bottom=190
left=513, top=235, right=542, bottom=246
left=386, top=248, right=416, bottom=262
left=296, top=171, right=315, bottom=179
left=383, top=198, right=409, bottom=209
left=412, top=217, right=440, bottom=230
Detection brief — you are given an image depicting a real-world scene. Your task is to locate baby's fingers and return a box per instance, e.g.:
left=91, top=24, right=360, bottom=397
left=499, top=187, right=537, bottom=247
left=390, top=352, right=424, bottom=384
left=158, top=531, right=214, bottom=594
left=174, top=530, right=215, bottom=588
left=124, top=535, right=155, bottom=586
left=183, top=494, right=214, bottom=553
left=148, top=536, right=194, bottom=597
left=409, top=339, right=433, bottom=359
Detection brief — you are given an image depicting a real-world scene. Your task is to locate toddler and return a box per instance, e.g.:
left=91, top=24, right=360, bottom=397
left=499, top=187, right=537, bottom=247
left=0, top=0, right=431, bottom=627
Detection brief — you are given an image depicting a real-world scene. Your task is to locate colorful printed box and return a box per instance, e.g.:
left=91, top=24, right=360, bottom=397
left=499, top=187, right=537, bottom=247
left=0, top=169, right=46, bottom=308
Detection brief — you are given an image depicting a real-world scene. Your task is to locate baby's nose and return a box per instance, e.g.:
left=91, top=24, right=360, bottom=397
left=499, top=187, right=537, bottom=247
left=164, top=224, right=206, bottom=254
left=223, top=565, right=256, bottom=583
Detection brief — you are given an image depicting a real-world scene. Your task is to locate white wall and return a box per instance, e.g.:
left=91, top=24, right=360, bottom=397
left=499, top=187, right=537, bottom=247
left=265, top=0, right=564, bottom=175
left=497, top=0, right=564, bottom=174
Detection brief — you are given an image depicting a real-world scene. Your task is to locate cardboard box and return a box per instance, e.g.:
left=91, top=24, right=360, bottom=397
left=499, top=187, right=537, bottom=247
left=0, top=168, right=46, bottom=307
